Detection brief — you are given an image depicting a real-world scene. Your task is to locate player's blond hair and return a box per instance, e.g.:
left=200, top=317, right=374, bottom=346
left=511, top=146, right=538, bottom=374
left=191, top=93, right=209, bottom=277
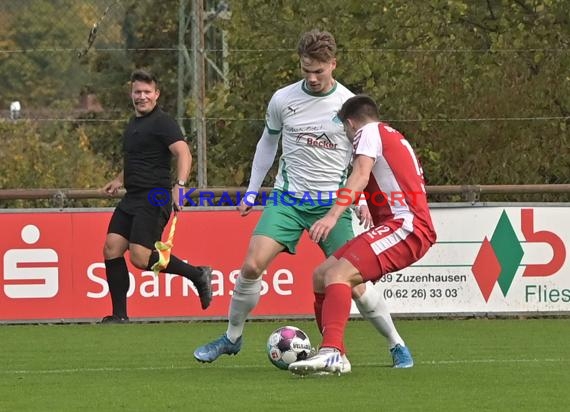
left=297, top=29, right=337, bottom=63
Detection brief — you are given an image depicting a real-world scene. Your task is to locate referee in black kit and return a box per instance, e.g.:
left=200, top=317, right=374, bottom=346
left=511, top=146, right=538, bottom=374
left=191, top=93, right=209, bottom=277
left=100, top=69, right=212, bottom=323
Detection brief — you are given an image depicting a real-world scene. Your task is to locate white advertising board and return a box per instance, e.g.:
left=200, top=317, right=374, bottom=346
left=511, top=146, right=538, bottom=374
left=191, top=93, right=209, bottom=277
left=353, top=206, right=569, bottom=314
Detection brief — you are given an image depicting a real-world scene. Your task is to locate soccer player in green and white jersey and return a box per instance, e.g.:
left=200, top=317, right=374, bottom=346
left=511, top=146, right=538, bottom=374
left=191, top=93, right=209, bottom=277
left=194, top=29, right=413, bottom=370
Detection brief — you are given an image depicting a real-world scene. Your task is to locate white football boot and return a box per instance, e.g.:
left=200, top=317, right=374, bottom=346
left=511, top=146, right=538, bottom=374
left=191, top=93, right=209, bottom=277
left=340, top=354, right=352, bottom=374
left=289, top=348, right=343, bottom=376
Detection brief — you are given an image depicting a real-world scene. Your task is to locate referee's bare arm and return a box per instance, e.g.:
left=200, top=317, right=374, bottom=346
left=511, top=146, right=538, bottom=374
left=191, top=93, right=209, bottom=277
left=102, top=170, right=124, bottom=195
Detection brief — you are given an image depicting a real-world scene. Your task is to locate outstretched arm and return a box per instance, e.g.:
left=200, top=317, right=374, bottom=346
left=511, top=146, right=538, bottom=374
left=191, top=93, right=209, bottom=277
left=238, top=128, right=279, bottom=216
left=309, top=155, right=374, bottom=243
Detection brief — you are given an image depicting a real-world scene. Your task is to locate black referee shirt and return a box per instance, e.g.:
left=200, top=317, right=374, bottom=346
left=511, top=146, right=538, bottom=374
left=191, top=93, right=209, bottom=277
left=122, top=106, right=185, bottom=192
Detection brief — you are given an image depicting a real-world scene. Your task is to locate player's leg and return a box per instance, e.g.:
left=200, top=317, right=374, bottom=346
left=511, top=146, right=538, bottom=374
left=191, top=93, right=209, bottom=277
left=304, top=207, right=352, bottom=369
left=319, top=209, right=411, bottom=366
left=320, top=257, right=362, bottom=351
left=352, top=282, right=406, bottom=349
left=194, top=195, right=304, bottom=362
left=352, top=283, right=412, bottom=368
left=227, top=235, right=285, bottom=341
left=193, top=235, right=285, bottom=363
left=311, top=254, right=351, bottom=352
left=101, top=208, right=131, bottom=323
left=289, top=256, right=361, bottom=375
left=354, top=222, right=423, bottom=368
left=129, top=204, right=213, bottom=309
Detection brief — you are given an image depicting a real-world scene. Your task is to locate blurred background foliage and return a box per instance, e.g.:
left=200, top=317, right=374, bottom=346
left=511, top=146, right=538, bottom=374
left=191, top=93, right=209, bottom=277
left=0, top=0, right=568, bottom=207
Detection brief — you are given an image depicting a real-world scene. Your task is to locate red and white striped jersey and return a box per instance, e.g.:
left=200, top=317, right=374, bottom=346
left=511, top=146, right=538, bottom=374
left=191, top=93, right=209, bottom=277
left=353, top=122, right=436, bottom=243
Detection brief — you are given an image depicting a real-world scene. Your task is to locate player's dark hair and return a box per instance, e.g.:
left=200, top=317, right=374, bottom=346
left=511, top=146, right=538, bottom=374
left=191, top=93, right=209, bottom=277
left=130, top=69, right=158, bottom=87
left=338, top=95, right=380, bottom=123
left=297, top=29, right=337, bottom=62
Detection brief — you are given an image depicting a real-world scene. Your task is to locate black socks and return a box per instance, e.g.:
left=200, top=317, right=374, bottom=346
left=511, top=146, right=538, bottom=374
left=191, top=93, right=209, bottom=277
left=104, top=252, right=206, bottom=319
left=146, top=251, right=204, bottom=283
left=104, top=257, right=130, bottom=318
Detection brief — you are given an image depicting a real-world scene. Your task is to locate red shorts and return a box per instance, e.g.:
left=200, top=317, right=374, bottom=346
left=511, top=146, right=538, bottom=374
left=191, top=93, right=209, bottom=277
left=333, top=220, right=433, bottom=282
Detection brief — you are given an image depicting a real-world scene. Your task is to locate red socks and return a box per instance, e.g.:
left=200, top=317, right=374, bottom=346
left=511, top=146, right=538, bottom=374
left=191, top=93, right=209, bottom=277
left=319, top=283, right=352, bottom=352
left=314, top=292, right=325, bottom=334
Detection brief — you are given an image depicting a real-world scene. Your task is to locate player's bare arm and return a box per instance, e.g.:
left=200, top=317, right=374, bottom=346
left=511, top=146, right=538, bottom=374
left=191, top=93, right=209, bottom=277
left=355, top=195, right=373, bottom=228
left=309, top=155, right=374, bottom=243
left=356, top=204, right=373, bottom=228
left=237, top=198, right=254, bottom=216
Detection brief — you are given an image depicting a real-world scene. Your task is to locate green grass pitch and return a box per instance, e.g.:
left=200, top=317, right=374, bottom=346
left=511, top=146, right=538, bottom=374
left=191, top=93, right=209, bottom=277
left=1, top=318, right=569, bottom=411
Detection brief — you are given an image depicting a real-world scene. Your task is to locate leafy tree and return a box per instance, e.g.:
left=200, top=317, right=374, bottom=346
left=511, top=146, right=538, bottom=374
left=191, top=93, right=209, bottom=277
left=0, top=0, right=101, bottom=108
left=0, top=119, right=113, bottom=207
left=0, top=0, right=568, bottom=205
left=204, top=0, right=569, bottom=189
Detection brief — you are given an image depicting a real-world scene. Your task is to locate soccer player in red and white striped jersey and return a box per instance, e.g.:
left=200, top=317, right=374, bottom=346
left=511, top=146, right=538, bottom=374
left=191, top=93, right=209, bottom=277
left=289, top=95, right=437, bottom=375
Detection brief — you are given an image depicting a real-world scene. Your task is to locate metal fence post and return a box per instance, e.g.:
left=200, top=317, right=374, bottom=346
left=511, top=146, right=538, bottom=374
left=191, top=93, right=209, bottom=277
left=176, top=0, right=187, bottom=135
left=191, top=0, right=207, bottom=188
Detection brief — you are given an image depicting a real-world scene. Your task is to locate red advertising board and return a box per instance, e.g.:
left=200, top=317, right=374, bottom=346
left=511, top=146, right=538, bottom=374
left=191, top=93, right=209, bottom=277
left=0, top=210, right=320, bottom=322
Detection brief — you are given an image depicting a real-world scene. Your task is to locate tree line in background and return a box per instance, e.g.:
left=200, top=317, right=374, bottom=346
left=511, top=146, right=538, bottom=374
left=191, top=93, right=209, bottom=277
left=0, top=0, right=569, bottom=207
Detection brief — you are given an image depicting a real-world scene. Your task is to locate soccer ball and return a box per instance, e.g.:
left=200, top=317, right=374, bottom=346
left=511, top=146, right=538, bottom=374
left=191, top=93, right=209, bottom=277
left=266, top=326, right=312, bottom=370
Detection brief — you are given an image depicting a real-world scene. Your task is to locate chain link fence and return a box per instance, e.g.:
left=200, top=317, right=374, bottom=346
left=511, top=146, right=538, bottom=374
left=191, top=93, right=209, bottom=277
left=1, top=0, right=163, bottom=117
left=1, top=0, right=569, bottom=207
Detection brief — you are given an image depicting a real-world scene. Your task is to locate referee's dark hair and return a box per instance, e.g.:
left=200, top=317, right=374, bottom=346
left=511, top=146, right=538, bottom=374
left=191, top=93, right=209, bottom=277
left=130, top=69, right=158, bottom=86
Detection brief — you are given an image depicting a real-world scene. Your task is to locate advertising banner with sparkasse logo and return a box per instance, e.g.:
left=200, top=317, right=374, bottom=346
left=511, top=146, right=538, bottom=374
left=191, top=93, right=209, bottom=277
left=0, top=210, right=319, bottom=322
left=0, top=206, right=569, bottom=322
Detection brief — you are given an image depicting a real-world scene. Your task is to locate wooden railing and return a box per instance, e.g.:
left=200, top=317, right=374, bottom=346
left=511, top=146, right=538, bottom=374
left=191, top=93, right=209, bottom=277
left=0, top=184, right=569, bottom=208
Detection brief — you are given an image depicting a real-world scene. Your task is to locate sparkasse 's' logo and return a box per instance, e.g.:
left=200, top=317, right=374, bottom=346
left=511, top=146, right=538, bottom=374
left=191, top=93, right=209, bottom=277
left=471, top=209, right=566, bottom=301
left=3, top=224, right=59, bottom=299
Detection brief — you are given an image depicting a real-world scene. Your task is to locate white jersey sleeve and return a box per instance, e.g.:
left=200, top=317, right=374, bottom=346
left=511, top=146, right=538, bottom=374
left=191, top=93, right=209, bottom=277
left=245, top=127, right=280, bottom=203
left=265, top=92, right=283, bottom=134
left=354, top=122, right=381, bottom=160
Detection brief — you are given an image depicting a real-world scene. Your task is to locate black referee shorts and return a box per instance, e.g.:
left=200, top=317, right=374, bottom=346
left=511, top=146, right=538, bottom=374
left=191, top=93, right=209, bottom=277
left=107, top=198, right=172, bottom=249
